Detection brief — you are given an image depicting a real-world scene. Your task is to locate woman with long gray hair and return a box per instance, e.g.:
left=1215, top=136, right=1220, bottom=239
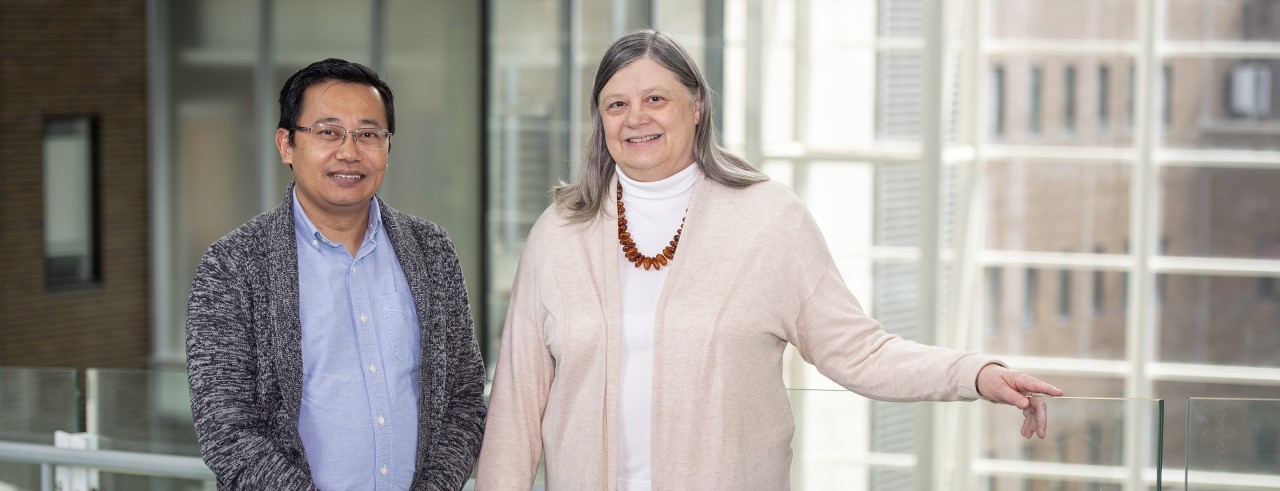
left=476, top=29, right=1060, bottom=489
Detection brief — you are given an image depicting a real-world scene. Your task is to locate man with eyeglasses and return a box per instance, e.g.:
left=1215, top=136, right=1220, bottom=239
left=185, top=58, right=485, bottom=490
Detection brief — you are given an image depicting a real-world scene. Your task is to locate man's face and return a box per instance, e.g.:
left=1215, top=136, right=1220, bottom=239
left=275, top=81, right=389, bottom=221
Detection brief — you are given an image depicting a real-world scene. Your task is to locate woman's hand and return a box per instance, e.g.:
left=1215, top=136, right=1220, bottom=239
left=976, top=363, right=1063, bottom=439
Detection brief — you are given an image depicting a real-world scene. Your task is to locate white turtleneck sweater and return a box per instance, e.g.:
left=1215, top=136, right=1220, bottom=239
left=616, top=163, right=698, bottom=491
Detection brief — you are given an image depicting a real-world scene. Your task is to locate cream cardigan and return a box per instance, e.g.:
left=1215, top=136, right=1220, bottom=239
left=476, top=172, right=996, bottom=489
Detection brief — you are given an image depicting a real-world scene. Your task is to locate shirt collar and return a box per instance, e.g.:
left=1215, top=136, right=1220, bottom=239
left=291, top=187, right=383, bottom=250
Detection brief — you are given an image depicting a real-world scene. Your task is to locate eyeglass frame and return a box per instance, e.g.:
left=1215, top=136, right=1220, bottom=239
left=291, top=122, right=394, bottom=150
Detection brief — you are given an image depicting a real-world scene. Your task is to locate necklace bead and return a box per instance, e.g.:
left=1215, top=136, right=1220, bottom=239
left=616, top=182, right=685, bottom=271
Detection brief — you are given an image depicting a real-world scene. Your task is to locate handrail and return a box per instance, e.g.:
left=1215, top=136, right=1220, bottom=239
left=0, top=440, right=214, bottom=481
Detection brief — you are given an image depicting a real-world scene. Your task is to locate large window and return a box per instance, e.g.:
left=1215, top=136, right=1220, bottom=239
left=477, top=0, right=1279, bottom=488
left=718, top=0, right=1280, bottom=489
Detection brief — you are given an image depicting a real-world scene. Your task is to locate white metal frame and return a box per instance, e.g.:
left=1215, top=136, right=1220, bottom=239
left=736, top=0, right=1280, bottom=489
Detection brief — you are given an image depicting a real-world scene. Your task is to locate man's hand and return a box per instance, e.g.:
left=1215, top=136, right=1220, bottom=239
left=976, top=363, right=1063, bottom=439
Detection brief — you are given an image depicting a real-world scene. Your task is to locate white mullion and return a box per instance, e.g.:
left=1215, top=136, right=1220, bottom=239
left=987, top=39, right=1138, bottom=56
left=959, top=0, right=990, bottom=488
left=985, top=355, right=1130, bottom=377
left=920, top=0, right=948, bottom=489
left=994, top=146, right=1280, bottom=165
left=1157, top=148, right=1280, bottom=169
left=1152, top=255, right=1280, bottom=277
left=866, top=451, right=916, bottom=468
left=764, top=144, right=921, bottom=163
left=875, top=38, right=926, bottom=51
left=979, top=250, right=1280, bottom=277
left=972, top=459, right=1131, bottom=483
left=1152, top=363, right=1280, bottom=386
left=1184, top=470, right=1280, bottom=489
left=1163, top=41, right=1280, bottom=59
left=989, top=355, right=1280, bottom=388
left=1128, top=1, right=1162, bottom=490
left=953, top=38, right=1280, bottom=60
left=973, top=458, right=1165, bottom=488
left=966, top=145, right=1280, bottom=168
left=760, top=144, right=973, bottom=165
left=986, top=144, right=1136, bottom=162
left=981, top=250, right=1132, bottom=271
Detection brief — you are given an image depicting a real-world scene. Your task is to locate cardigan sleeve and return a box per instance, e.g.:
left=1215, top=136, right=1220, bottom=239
left=782, top=208, right=997, bottom=402
left=185, top=240, right=321, bottom=491
left=417, top=234, right=489, bottom=490
left=474, top=238, right=556, bottom=489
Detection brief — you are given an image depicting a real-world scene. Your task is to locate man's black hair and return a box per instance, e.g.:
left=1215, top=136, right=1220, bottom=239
left=277, top=58, right=395, bottom=143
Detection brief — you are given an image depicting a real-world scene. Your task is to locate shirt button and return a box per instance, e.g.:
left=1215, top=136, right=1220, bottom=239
left=378, top=415, right=385, bottom=425
left=311, top=239, right=318, bottom=247
left=368, top=364, right=377, bottom=374
left=360, top=313, right=367, bottom=323
left=351, top=266, right=357, bottom=273
left=380, top=465, right=388, bottom=476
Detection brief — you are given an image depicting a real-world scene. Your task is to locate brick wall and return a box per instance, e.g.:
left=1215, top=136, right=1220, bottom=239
left=0, top=0, right=150, bottom=368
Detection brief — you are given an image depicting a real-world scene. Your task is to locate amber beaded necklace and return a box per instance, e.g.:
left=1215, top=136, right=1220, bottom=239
left=616, top=182, right=684, bottom=271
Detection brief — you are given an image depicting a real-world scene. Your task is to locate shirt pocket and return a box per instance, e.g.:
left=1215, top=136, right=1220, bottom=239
left=378, top=290, right=421, bottom=367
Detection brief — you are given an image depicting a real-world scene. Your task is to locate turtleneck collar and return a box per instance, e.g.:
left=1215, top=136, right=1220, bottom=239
left=616, top=163, right=699, bottom=201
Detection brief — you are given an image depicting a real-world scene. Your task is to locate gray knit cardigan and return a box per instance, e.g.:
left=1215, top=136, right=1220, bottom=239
left=185, top=186, right=486, bottom=490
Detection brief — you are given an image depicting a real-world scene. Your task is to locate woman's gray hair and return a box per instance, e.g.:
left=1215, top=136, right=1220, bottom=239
left=552, top=29, right=768, bottom=222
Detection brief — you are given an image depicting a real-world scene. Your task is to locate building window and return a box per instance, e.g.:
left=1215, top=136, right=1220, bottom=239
left=1229, top=62, right=1274, bottom=118
left=43, top=116, right=99, bottom=288
left=1064, top=65, right=1077, bottom=135
left=1023, top=268, right=1039, bottom=328
left=1029, top=66, right=1043, bottom=136
left=1261, top=277, right=1278, bottom=300
left=986, top=267, right=1001, bottom=334
left=1128, top=63, right=1136, bottom=130
left=1252, top=406, right=1279, bottom=467
left=1162, top=64, right=1173, bottom=127
left=1122, top=239, right=1130, bottom=312
left=1158, top=237, right=1169, bottom=304
left=991, top=66, right=1006, bottom=138
left=1093, top=246, right=1105, bottom=316
left=1097, top=65, right=1110, bottom=132
left=1058, top=268, right=1072, bottom=323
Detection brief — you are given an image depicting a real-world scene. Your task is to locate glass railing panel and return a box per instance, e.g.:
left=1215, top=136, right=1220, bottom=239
left=1185, top=397, right=1280, bottom=490
left=790, top=388, right=917, bottom=490
left=978, top=396, right=1165, bottom=489
left=0, top=367, right=81, bottom=490
left=86, top=367, right=210, bottom=490
left=790, top=390, right=1165, bottom=489
left=0, top=367, right=81, bottom=442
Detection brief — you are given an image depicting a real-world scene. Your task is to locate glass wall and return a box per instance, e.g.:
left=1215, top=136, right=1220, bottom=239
left=137, top=0, right=1280, bottom=488
left=714, top=0, right=1280, bottom=489
left=152, top=0, right=484, bottom=365
left=0, top=368, right=80, bottom=490
left=484, top=0, right=713, bottom=362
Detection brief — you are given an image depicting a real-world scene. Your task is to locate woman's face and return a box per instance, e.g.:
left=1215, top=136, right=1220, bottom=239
left=598, top=57, right=701, bottom=182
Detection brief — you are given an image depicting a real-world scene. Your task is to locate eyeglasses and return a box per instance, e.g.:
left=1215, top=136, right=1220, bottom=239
left=293, top=123, right=393, bottom=150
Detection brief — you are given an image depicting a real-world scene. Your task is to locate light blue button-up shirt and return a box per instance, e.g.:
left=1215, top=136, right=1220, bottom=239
left=293, top=190, right=421, bottom=490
